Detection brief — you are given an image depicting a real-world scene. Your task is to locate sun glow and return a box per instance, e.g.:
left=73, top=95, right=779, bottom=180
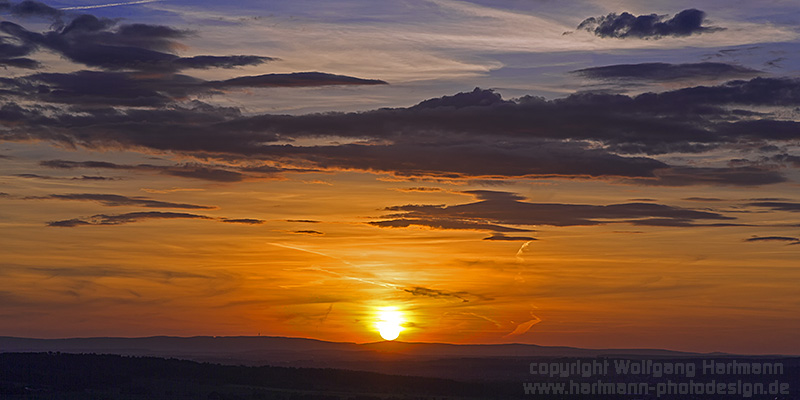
left=375, top=307, right=405, bottom=341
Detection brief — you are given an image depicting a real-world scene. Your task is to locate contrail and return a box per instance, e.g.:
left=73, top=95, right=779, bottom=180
left=297, top=266, right=399, bottom=290
left=516, top=240, right=533, bottom=261
left=270, top=242, right=397, bottom=289
left=59, top=0, right=159, bottom=11
left=503, top=312, right=542, bottom=338
left=269, top=242, right=355, bottom=266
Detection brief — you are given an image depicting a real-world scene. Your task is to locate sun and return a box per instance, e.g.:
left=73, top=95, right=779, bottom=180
left=375, top=307, right=405, bottom=341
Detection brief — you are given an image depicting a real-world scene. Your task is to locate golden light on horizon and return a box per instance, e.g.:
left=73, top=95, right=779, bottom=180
left=375, top=307, right=405, bottom=341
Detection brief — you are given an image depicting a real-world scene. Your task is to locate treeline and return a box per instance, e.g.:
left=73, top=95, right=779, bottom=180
left=0, top=352, right=518, bottom=400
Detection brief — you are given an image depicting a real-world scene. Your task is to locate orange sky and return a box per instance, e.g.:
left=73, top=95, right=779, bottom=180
left=3, top=146, right=799, bottom=354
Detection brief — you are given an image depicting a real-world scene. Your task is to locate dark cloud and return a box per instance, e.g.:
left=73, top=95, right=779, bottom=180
left=47, top=218, right=92, bottom=227
left=627, top=166, right=786, bottom=186
left=371, top=190, right=735, bottom=232
left=292, top=230, right=324, bottom=235
left=683, top=197, right=724, bottom=202
left=0, top=6, right=390, bottom=102
left=9, top=172, right=116, bottom=181
left=1, top=70, right=382, bottom=107
left=401, top=286, right=491, bottom=302
left=402, top=287, right=468, bottom=302
left=4, top=77, right=800, bottom=185
left=27, top=193, right=215, bottom=209
left=46, top=211, right=268, bottom=227
left=369, top=218, right=530, bottom=232
left=744, top=236, right=800, bottom=245
left=464, top=190, right=526, bottom=201
left=627, top=218, right=745, bottom=228
left=286, top=219, right=321, bottom=223
left=576, top=9, right=723, bottom=39
left=396, top=187, right=443, bottom=192
left=3, top=71, right=206, bottom=107
left=0, top=57, right=40, bottom=69
left=483, top=234, right=537, bottom=241
left=208, top=72, right=386, bottom=88
left=770, top=153, right=800, bottom=167
left=572, top=62, right=760, bottom=82
left=41, top=159, right=247, bottom=182
left=12, top=173, right=52, bottom=179
left=747, top=202, right=800, bottom=212
left=47, top=211, right=213, bottom=227
left=411, top=87, right=510, bottom=109
left=74, top=175, right=116, bottom=181
left=221, top=218, right=265, bottom=225
left=7, top=0, right=63, bottom=20
left=162, top=165, right=244, bottom=182
left=40, top=160, right=123, bottom=169
left=248, top=142, right=669, bottom=180
left=171, top=55, right=277, bottom=70
left=0, top=13, right=273, bottom=72
left=651, top=77, right=800, bottom=107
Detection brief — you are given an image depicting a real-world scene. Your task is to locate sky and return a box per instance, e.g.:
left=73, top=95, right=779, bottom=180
left=1, top=0, right=799, bottom=355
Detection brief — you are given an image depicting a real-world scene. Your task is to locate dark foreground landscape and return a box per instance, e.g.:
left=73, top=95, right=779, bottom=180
left=1, top=337, right=798, bottom=399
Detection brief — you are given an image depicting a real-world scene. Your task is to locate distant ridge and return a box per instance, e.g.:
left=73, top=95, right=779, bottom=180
left=0, top=334, right=713, bottom=358
left=2, top=335, right=789, bottom=381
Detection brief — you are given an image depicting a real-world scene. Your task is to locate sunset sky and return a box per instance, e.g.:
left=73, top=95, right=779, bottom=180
left=1, top=0, right=799, bottom=355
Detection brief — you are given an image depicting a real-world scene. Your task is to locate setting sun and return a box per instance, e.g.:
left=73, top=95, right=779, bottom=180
left=375, top=308, right=405, bottom=341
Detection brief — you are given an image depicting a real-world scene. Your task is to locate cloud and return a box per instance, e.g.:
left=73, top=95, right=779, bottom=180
left=369, top=218, right=532, bottom=232
left=576, top=9, right=723, bottom=39
left=248, top=141, right=670, bottom=180
left=208, top=72, right=387, bottom=88
left=572, top=62, right=760, bottom=82
left=12, top=173, right=117, bottom=181
left=221, top=218, right=265, bottom=224
left=0, top=263, right=219, bottom=283
left=395, top=187, right=443, bottom=192
left=2, top=70, right=382, bottom=107
left=626, top=167, right=786, bottom=186
left=683, top=197, right=724, bottom=202
left=483, top=234, right=536, bottom=241
left=0, top=57, right=40, bottom=69
left=291, top=230, right=323, bottom=235
left=370, top=190, right=735, bottom=232
left=401, top=286, right=471, bottom=302
left=27, top=193, right=215, bottom=209
left=4, top=76, right=800, bottom=185
left=12, top=173, right=54, bottom=179
left=47, top=211, right=213, bottom=227
left=286, top=219, right=321, bottom=223
left=503, top=313, right=542, bottom=338
left=747, top=202, right=800, bottom=212
left=5, top=0, right=63, bottom=20
left=770, top=154, right=800, bottom=167
left=41, top=159, right=247, bottom=182
left=744, top=236, right=800, bottom=245
left=0, top=12, right=273, bottom=72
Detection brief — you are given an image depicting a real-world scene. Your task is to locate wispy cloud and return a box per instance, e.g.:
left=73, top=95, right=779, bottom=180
left=503, top=312, right=542, bottom=338
left=372, top=190, right=736, bottom=232
left=59, top=0, right=160, bottom=11
left=47, top=212, right=264, bottom=227
left=744, top=236, right=800, bottom=245
left=26, top=193, right=215, bottom=210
